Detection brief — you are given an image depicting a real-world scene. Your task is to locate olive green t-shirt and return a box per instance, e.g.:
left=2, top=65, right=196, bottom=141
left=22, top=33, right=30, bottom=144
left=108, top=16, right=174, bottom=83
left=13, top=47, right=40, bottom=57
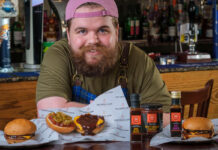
left=36, top=39, right=171, bottom=112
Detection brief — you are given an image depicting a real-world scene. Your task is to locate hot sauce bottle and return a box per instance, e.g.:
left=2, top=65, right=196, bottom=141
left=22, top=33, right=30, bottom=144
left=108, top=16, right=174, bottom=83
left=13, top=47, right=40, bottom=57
left=130, top=93, right=142, bottom=142
left=170, top=91, right=182, bottom=137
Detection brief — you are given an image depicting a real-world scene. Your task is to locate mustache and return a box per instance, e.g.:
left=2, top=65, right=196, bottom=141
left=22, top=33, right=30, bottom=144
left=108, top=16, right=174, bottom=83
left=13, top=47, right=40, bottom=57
left=80, top=44, right=107, bottom=53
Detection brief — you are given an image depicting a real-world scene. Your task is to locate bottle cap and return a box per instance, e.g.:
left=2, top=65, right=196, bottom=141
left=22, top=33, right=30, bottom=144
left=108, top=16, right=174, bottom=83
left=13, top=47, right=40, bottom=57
left=171, top=91, right=181, bottom=99
left=130, top=93, right=140, bottom=108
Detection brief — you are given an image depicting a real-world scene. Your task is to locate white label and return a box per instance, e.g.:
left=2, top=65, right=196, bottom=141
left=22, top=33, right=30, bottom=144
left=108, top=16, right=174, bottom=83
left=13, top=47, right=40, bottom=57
left=14, top=31, right=22, bottom=45
left=168, top=26, right=176, bottom=37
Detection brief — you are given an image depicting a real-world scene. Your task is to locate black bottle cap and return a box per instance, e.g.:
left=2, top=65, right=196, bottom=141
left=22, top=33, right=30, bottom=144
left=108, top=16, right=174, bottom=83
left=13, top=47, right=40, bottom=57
left=172, top=99, right=181, bottom=105
left=130, top=93, right=140, bottom=108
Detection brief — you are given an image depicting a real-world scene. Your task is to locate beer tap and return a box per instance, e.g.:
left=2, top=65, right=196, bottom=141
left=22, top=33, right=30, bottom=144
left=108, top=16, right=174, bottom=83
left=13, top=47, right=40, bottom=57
left=188, top=0, right=197, bottom=54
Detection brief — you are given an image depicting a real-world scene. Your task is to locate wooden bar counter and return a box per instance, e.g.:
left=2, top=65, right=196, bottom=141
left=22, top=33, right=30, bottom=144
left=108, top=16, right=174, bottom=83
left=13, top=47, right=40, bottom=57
left=0, top=62, right=218, bottom=130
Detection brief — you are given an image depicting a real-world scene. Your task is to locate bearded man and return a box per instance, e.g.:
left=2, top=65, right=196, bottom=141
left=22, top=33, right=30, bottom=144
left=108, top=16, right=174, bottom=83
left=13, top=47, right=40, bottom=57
left=36, top=0, right=171, bottom=126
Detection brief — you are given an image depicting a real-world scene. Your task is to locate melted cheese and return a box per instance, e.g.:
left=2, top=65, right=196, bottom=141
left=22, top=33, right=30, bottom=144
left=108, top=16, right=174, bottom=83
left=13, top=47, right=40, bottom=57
left=74, top=116, right=104, bottom=131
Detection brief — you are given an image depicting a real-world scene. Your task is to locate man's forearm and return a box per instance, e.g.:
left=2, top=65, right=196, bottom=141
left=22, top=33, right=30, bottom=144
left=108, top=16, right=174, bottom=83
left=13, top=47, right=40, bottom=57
left=37, top=96, right=87, bottom=111
left=163, top=113, right=170, bottom=128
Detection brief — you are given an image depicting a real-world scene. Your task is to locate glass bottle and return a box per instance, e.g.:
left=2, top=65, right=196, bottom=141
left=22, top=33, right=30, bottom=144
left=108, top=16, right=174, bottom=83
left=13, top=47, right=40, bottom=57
left=130, top=93, right=142, bottom=142
left=160, top=0, right=169, bottom=42
left=133, top=3, right=141, bottom=40
left=170, top=91, right=182, bottom=137
left=150, top=0, right=160, bottom=42
left=11, top=16, right=23, bottom=49
left=141, top=9, right=149, bottom=40
left=168, top=0, right=176, bottom=42
left=124, top=5, right=134, bottom=40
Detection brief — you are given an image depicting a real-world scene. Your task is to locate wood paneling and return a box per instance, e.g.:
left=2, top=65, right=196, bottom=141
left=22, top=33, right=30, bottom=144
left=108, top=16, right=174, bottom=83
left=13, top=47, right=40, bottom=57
left=161, top=70, right=218, bottom=119
left=0, top=81, right=37, bottom=130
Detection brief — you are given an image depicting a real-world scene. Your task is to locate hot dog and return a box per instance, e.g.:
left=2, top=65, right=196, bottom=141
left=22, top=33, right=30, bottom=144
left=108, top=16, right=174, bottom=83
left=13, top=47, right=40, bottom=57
left=46, top=112, right=76, bottom=134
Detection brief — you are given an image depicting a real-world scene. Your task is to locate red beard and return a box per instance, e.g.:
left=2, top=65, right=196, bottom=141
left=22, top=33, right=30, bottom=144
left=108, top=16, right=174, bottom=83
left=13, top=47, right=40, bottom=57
left=71, top=43, right=120, bottom=77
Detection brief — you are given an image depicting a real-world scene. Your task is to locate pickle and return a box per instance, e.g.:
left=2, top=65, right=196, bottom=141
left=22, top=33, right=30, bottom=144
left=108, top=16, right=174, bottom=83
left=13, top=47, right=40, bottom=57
left=52, top=112, right=72, bottom=124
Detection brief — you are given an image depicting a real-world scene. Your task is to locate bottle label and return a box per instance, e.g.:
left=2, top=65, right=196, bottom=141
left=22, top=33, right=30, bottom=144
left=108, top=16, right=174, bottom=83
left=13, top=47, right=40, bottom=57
left=131, top=115, right=141, bottom=125
left=135, top=20, right=140, bottom=35
left=171, top=112, right=181, bottom=122
left=130, top=20, right=134, bottom=36
left=14, top=31, right=22, bottom=45
left=147, top=113, right=157, bottom=123
left=168, top=26, right=176, bottom=37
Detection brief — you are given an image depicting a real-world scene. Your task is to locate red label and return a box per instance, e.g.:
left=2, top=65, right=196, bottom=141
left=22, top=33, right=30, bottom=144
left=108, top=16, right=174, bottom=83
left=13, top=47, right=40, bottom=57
left=131, top=115, right=141, bottom=125
left=171, top=112, right=181, bottom=122
left=147, top=113, right=157, bottom=123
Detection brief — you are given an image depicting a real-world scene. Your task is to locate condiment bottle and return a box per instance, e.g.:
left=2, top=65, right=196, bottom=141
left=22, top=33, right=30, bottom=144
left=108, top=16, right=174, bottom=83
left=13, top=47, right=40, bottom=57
left=170, top=91, right=182, bottom=137
left=130, top=93, right=142, bottom=142
left=141, top=103, right=163, bottom=139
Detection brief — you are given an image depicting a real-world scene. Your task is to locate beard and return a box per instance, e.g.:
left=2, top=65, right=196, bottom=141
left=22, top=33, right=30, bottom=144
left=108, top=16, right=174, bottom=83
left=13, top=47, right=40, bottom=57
left=70, top=43, right=120, bottom=77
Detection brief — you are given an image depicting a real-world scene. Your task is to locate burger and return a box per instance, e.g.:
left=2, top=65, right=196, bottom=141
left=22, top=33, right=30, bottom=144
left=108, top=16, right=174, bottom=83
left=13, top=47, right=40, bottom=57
left=46, top=112, right=76, bottom=134
left=182, top=117, right=214, bottom=139
left=74, top=113, right=105, bottom=135
left=4, top=118, right=37, bottom=144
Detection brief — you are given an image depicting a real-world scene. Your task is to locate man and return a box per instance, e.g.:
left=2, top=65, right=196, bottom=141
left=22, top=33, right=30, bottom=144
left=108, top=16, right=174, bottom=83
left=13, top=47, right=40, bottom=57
left=36, top=0, right=170, bottom=126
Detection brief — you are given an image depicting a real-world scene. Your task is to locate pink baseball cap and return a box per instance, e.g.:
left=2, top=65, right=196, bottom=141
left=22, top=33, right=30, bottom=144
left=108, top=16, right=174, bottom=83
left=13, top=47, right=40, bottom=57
left=65, top=0, right=118, bottom=21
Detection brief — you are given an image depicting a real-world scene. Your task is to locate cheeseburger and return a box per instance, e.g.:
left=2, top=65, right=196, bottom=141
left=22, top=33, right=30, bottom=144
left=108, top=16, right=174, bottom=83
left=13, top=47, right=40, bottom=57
left=182, top=117, right=214, bottom=139
left=74, top=113, right=105, bottom=135
left=4, top=119, right=36, bottom=144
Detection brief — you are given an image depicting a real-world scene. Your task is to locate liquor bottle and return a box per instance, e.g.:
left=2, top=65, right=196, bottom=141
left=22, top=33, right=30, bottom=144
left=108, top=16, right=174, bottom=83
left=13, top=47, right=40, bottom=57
left=130, top=93, right=142, bottom=142
left=133, top=4, right=141, bottom=40
left=160, top=0, right=169, bottom=42
left=46, top=13, right=58, bottom=42
left=177, top=0, right=185, bottom=38
left=150, top=0, right=160, bottom=42
left=124, top=5, right=134, bottom=40
left=168, top=0, right=176, bottom=42
left=141, top=9, right=149, bottom=40
left=170, top=91, right=182, bottom=137
left=11, top=17, right=23, bottom=49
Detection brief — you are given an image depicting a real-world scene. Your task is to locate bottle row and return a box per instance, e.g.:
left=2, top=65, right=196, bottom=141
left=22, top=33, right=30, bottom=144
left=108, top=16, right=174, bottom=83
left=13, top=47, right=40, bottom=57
left=130, top=91, right=182, bottom=141
left=119, top=0, right=213, bottom=42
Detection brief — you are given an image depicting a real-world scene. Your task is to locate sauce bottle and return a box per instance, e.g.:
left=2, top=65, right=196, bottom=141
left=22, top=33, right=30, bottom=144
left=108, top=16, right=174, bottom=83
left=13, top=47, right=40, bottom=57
left=130, top=93, right=142, bottom=142
left=170, top=91, right=182, bottom=137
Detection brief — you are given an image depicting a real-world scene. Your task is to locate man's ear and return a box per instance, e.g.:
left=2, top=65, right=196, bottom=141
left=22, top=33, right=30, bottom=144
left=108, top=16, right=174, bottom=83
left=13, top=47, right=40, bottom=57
left=66, top=28, right=70, bottom=45
left=116, top=24, right=119, bottom=41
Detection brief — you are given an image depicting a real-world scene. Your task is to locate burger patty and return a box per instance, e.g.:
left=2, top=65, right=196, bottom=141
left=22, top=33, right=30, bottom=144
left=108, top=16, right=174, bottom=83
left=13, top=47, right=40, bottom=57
left=77, top=114, right=104, bottom=135
left=4, top=133, right=35, bottom=140
left=183, top=129, right=213, bottom=135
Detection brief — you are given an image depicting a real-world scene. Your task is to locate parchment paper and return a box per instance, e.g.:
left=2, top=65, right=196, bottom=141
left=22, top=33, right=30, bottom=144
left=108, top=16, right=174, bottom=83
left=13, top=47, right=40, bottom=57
left=150, top=119, right=218, bottom=146
left=0, top=86, right=130, bottom=147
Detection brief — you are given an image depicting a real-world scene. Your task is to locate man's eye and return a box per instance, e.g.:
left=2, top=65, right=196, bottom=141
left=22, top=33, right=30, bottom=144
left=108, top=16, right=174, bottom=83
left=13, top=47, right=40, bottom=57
left=99, top=28, right=108, bottom=34
left=77, top=29, right=86, bottom=34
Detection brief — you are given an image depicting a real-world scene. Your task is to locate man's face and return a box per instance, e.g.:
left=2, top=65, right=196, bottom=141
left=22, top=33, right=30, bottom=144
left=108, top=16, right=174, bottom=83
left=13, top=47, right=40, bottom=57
left=67, top=6, right=119, bottom=76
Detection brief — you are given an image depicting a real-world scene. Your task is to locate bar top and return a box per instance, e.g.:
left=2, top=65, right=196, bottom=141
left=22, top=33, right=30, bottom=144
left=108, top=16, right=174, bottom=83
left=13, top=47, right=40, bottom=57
left=1, top=61, right=218, bottom=83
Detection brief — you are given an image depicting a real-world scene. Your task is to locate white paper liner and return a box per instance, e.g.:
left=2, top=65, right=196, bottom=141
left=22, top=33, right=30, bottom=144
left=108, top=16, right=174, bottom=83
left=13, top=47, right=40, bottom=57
left=0, top=86, right=130, bottom=147
left=150, top=119, right=218, bottom=146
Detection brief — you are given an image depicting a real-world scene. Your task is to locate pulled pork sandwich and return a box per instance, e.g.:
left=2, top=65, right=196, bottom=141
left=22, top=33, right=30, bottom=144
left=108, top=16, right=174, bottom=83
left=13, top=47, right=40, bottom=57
left=4, top=119, right=36, bottom=144
left=46, top=112, right=76, bottom=134
left=74, top=113, right=105, bottom=135
left=182, top=117, right=214, bottom=139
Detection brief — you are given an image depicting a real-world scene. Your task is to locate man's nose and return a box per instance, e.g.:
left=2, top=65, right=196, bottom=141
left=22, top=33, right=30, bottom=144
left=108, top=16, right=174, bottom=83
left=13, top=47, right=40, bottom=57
left=87, top=32, right=99, bottom=45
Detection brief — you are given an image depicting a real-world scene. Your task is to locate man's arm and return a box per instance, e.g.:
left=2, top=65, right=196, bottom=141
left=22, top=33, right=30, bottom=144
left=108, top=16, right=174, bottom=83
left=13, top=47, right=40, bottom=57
left=163, top=113, right=170, bottom=128
left=37, top=96, right=87, bottom=114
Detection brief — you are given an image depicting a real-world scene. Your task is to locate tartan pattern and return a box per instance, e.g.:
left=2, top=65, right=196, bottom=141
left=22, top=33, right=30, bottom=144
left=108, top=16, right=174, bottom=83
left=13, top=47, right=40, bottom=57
left=72, top=85, right=129, bottom=104
left=72, top=85, right=97, bottom=104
